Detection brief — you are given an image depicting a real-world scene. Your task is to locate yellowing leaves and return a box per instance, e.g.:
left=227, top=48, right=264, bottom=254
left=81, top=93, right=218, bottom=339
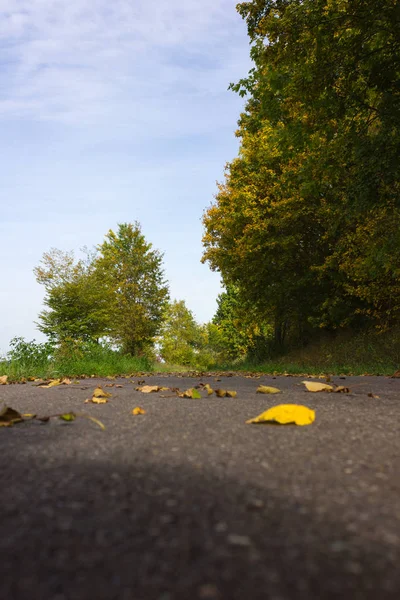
left=302, top=381, right=350, bottom=393
left=137, top=385, right=161, bottom=393
left=256, top=385, right=281, bottom=394
left=132, top=407, right=146, bottom=415
left=179, top=388, right=202, bottom=399
left=246, top=404, right=315, bottom=426
left=302, top=381, right=333, bottom=392
left=85, top=387, right=112, bottom=404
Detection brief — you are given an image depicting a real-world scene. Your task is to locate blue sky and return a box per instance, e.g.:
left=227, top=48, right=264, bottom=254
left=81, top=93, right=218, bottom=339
left=0, top=0, right=252, bottom=354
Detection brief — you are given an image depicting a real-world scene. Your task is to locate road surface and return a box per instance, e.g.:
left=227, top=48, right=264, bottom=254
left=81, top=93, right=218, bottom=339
left=1, top=373, right=399, bottom=599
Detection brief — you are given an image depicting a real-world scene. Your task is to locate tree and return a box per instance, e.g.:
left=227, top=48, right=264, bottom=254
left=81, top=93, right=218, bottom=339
left=158, top=300, right=202, bottom=365
left=34, top=249, right=111, bottom=343
left=34, top=223, right=169, bottom=353
left=203, top=0, right=400, bottom=344
left=95, top=223, right=169, bottom=354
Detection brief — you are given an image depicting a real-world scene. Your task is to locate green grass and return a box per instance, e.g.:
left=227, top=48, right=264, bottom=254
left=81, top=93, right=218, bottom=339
left=0, top=344, right=152, bottom=381
left=210, top=328, right=400, bottom=376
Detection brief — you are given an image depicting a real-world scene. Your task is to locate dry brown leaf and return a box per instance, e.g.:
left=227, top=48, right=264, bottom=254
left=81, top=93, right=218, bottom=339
left=115, top=384, right=124, bottom=388
left=334, top=386, right=350, bottom=393
left=0, top=375, right=9, bottom=385
left=302, top=381, right=334, bottom=392
left=61, top=378, right=72, bottom=385
left=368, top=392, right=380, bottom=399
left=132, top=406, right=146, bottom=415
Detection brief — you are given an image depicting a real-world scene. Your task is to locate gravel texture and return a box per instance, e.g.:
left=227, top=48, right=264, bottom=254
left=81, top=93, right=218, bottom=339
left=1, top=374, right=399, bottom=600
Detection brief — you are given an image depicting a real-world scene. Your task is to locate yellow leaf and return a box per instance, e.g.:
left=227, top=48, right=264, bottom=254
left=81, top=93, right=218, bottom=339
left=334, top=386, right=350, bottom=393
left=132, top=407, right=146, bottom=415
left=137, top=385, right=160, bottom=393
left=90, top=397, right=108, bottom=404
left=41, top=379, right=62, bottom=388
left=0, top=375, right=8, bottom=385
left=204, top=384, right=214, bottom=396
left=256, top=385, right=281, bottom=394
left=246, top=404, right=315, bottom=426
left=302, top=381, right=333, bottom=392
left=61, top=378, right=72, bottom=385
left=215, top=389, right=227, bottom=398
left=226, top=390, right=237, bottom=398
left=93, top=387, right=112, bottom=398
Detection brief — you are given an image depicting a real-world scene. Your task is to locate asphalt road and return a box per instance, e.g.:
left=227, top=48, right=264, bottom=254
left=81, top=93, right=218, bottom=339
left=1, top=373, right=400, bottom=600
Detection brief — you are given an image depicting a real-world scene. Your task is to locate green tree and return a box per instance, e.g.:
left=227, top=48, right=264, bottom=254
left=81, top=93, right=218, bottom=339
left=158, top=300, right=202, bottom=365
left=95, top=223, right=169, bottom=354
left=203, top=0, right=400, bottom=344
left=34, top=249, right=111, bottom=343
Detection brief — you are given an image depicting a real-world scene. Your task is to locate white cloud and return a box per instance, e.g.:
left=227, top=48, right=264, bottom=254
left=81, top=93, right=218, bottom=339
left=0, top=0, right=251, bottom=127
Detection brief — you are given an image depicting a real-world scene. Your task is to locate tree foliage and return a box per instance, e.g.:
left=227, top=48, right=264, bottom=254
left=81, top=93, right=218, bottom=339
left=158, top=300, right=203, bottom=365
left=34, top=223, right=169, bottom=354
left=203, top=0, right=400, bottom=345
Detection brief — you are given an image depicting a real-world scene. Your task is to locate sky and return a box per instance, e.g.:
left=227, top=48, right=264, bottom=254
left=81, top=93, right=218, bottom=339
left=0, top=0, right=252, bottom=355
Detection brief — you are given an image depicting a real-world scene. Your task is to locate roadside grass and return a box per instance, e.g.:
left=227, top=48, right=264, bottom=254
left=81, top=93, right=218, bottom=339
left=211, top=328, right=400, bottom=376
left=0, top=343, right=152, bottom=381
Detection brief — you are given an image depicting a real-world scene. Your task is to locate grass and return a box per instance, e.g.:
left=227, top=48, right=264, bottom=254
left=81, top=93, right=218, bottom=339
left=0, top=342, right=152, bottom=381
left=1, top=327, right=399, bottom=381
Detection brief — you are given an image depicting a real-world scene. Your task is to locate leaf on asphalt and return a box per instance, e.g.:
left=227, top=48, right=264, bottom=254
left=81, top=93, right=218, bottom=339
left=0, top=405, right=23, bottom=426
left=215, top=389, right=227, bottom=398
left=334, top=386, right=350, bottom=393
left=226, top=390, right=237, bottom=398
left=302, top=381, right=334, bottom=392
left=115, top=384, right=124, bottom=388
left=179, top=388, right=202, bottom=398
left=40, top=379, right=62, bottom=388
left=368, top=392, right=380, bottom=399
left=0, top=375, right=8, bottom=385
left=132, top=406, right=146, bottom=415
left=137, top=385, right=160, bottom=393
left=61, top=378, right=72, bottom=385
left=256, top=385, right=281, bottom=394
left=59, top=412, right=76, bottom=422
left=246, top=404, right=315, bottom=426
left=204, top=384, right=214, bottom=396
left=93, top=387, right=112, bottom=398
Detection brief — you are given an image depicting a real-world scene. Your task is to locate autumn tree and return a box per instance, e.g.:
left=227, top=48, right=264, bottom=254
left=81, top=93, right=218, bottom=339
left=95, top=223, right=169, bottom=355
left=203, top=0, right=400, bottom=345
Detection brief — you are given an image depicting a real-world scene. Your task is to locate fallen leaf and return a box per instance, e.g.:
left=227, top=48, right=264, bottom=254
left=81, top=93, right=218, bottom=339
left=215, top=389, right=227, bottom=398
left=334, top=386, right=350, bottom=393
left=302, top=381, right=334, bottom=392
left=246, top=404, right=315, bottom=426
left=368, top=392, right=380, bottom=399
left=226, top=390, right=237, bottom=398
left=256, top=385, right=281, bottom=394
left=93, top=387, right=112, bottom=398
left=0, top=405, right=23, bottom=426
left=40, top=379, right=62, bottom=388
left=105, top=383, right=115, bottom=387
left=204, top=384, right=214, bottom=396
left=0, top=375, right=8, bottom=385
left=59, top=412, right=76, bottom=422
left=391, top=370, right=400, bottom=378
left=132, top=407, right=146, bottom=415
left=89, top=397, right=108, bottom=404
left=115, top=384, right=124, bottom=388
left=179, top=388, right=202, bottom=399
left=137, top=385, right=160, bottom=393
left=61, top=378, right=72, bottom=385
